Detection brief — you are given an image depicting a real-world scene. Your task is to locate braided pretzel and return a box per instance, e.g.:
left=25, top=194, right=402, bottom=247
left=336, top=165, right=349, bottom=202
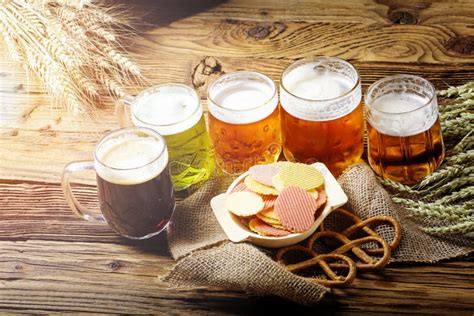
left=321, top=208, right=402, bottom=255
left=275, top=245, right=356, bottom=287
left=307, top=231, right=391, bottom=270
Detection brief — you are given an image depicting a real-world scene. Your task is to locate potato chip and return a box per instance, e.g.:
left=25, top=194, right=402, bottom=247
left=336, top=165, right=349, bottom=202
left=315, top=189, right=327, bottom=209
left=249, top=217, right=291, bottom=237
left=275, top=186, right=318, bottom=233
left=244, top=175, right=279, bottom=195
left=272, top=174, right=285, bottom=192
left=278, top=163, right=325, bottom=190
left=249, top=164, right=280, bottom=187
left=307, top=189, right=319, bottom=200
left=231, top=182, right=251, bottom=193
left=226, top=191, right=264, bottom=217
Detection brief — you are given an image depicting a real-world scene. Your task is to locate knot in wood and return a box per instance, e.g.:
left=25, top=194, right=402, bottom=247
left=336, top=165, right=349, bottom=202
left=108, top=260, right=122, bottom=270
left=388, top=9, right=418, bottom=24
left=445, top=36, right=474, bottom=55
left=191, top=56, right=224, bottom=89
left=247, top=22, right=286, bottom=40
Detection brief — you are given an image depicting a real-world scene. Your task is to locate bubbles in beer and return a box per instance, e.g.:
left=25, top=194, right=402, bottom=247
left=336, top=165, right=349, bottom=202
left=283, top=64, right=353, bottom=100
left=208, top=74, right=278, bottom=125
left=132, top=84, right=201, bottom=135
left=369, top=93, right=437, bottom=137
left=95, top=134, right=168, bottom=185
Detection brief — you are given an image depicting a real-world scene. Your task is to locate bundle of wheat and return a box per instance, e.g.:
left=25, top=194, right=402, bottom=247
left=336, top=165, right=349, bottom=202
left=0, top=0, right=142, bottom=115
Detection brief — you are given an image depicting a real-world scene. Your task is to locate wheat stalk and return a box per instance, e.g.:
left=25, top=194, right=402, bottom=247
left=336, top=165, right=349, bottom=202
left=0, top=0, right=143, bottom=114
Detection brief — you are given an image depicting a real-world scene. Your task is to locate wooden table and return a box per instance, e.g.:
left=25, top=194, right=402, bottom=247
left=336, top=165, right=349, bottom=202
left=1, top=0, right=473, bottom=314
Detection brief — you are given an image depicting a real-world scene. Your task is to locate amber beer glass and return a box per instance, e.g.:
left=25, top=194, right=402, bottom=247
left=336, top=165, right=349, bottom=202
left=280, top=57, right=364, bottom=176
left=366, top=75, right=445, bottom=184
left=207, top=71, right=281, bottom=174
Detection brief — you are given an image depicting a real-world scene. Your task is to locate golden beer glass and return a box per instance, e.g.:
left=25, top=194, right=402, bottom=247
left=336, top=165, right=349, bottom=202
left=366, top=75, right=445, bottom=184
left=207, top=71, right=281, bottom=174
left=280, top=57, right=364, bottom=176
left=124, top=83, right=214, bottom=192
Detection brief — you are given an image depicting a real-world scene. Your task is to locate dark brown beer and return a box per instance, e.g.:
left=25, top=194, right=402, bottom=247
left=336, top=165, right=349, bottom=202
left=97, top=166, right=175, bottom=238
left=94, top=131, right=175, bottom=238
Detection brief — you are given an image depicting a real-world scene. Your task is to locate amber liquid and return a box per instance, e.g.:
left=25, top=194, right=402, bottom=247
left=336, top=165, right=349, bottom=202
left=97, top=167, right=175, bottom=238
left=208, top=106, right=282, bottom=174
left=367, top=119, right=445, bottom=185
left=281, top=102, right=364, bottom=176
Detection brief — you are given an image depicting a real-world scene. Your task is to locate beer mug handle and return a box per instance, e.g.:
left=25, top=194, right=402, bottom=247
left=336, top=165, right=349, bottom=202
left=116, top=95, right=135, bottom=128
left=61, top=161, right=105, bottom=222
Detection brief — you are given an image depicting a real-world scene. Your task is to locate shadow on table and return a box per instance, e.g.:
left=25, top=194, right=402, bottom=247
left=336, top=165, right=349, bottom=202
left=116, top=0, right=227, bottom=31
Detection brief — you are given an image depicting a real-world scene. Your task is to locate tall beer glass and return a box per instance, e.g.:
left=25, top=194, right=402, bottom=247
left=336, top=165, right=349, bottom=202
left=366, top=75, right=445, bottom=184
left=208, top=71, right=281, bottom=174
left=280, top=57, right=364, bottom=176
left=124, top=83, right=214, bottom=192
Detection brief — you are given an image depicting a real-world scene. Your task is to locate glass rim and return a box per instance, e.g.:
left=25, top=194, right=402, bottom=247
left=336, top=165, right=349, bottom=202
left=207, top=70, right=277, bottom=113
left=365, top=74, right=437, bottom=115
left=131, top=83, right=202, bottom=127
left=94, top=126, right=167, bottom=171
left=280, top=56, right=361, bottom=103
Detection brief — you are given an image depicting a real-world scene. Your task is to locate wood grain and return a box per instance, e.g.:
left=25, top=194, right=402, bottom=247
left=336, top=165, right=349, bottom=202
left=0, top=0, right=473, bottom=313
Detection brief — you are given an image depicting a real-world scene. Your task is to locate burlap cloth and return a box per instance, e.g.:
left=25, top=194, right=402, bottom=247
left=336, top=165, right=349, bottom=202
left=164, top=163, right=473, bottom=305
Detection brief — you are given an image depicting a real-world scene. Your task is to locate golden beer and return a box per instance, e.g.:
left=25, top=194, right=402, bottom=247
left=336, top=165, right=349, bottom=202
left=280, top=57, right=364, bottom=176
left=208, top=71, right=281, bottom=174
left=366, top=75, right=445, bottom=184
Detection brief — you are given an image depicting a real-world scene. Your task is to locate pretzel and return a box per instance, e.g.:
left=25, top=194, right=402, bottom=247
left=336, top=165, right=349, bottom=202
left=307, top=231, right=391, bottom=271
left=321, top=208, right=402, bottom=255
left=275, top=245, right=356, bottom=287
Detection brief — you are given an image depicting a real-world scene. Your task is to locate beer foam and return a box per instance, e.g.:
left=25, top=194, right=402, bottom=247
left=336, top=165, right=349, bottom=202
left=369, top=93, right=437, bottom=137
left=95, top=134, right=169, bottom=185
left=132, top=84, right=202, bottom=136
left=284, top=64, right=354, bottom=100
left=280, top=60, right=361, bottom=121
left=208, top=73, right=278, bottom=124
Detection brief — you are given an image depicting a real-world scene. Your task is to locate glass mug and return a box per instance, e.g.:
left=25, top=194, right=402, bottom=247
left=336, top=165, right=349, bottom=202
left=366, top=75, right=445, bottom=184
left=207, top=71, right=282, bottom=174
left=280, top=56, right=364, bottom=176
left=120, top=83, right=214, bottom=192
left=61, top=127, right=176, bottom=239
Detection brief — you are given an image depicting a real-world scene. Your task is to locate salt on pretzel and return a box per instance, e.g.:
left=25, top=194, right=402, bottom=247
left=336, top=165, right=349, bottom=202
left=275, top=245, right=356, bottom=287
left=307, top=231, right=391, bottom=271
left=321, top=208, right=402, bottom=255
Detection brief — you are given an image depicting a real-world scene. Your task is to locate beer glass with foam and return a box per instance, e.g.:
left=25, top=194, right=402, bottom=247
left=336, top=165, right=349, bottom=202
left=280, top=57, right=364, bottom=176
left=121, top=84, right=214, bottom=192
left=61, top=127, right=175, bottom=239
left=207, top=71, right=281, bottom=174
left=366, top=75, right=445, bottom=184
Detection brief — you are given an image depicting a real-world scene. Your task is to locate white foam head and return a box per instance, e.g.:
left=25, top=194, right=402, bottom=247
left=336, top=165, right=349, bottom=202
left=365, top=75, right=438, bottom=137
left=95, top=129, right=169, bottom=185
left=368, top=93, right=437, bottom=136
left=131, top=84, right=202, bottom=136
left=208, top=71, right=278, bottom=124
left=280, top=57, right=361, bottom=122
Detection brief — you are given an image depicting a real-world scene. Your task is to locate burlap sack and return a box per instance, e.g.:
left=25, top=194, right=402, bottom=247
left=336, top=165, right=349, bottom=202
left=164, top=163, right=473, bottom=305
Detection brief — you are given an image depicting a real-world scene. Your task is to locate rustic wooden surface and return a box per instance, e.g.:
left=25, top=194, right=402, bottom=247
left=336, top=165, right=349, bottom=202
left=0, top=0, right=473, bottom=314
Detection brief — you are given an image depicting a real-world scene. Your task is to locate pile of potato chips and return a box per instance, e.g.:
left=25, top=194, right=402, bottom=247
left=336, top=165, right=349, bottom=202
left=225, top=162, right=327, bottom=237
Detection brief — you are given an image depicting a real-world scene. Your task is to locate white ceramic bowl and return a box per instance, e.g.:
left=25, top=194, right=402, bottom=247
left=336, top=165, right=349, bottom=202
left=211, top=162, right=348, bottom=248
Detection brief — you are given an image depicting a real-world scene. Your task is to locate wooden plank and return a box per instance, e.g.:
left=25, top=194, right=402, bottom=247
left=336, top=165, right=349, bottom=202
left=139, top=20, right=474, bottom=64
left=135, top=0, right=474, bottom=25
left=0, top=239, right=472, bottom=314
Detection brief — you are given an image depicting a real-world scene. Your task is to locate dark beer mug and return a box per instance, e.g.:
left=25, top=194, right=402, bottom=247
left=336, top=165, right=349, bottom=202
left=61, top=127, right=175, bottom=239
